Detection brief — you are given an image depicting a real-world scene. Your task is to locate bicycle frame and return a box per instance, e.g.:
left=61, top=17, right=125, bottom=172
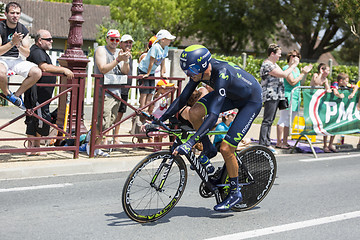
left=143, top=111, right=255, bottom=205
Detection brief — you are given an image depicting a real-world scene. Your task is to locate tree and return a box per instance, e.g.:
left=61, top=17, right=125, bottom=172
left=279, top=0, right=351, bottom=61
left=109, top=0, right=193, bottom=41
left=334, top=0, right=360, bottom=80
left=183, top=0, right=281, bottom=55
left=335, top=35, right=359, bottom=64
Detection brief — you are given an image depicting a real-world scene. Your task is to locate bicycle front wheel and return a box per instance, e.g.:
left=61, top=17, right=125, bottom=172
left=220, top=145, right=277, bottom=212
left=122, top=150, right=187, bottom=223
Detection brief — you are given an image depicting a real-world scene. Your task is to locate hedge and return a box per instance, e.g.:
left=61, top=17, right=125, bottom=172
left=213, top=54, right=359, bottom=85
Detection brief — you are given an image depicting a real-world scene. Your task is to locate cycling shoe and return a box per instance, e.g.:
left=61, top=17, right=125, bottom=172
left=214, top=190, right=242, bottom=212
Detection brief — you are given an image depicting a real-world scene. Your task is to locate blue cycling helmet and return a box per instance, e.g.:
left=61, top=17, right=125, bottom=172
left=180, top=45, right=211, bottom=77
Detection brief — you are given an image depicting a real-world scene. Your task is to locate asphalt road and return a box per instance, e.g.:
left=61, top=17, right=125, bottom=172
left=1, top=153, right=360, bottom=240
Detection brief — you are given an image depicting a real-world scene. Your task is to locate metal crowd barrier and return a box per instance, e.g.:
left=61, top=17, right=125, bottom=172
left=87, top=75, right=185, bottom=158
left=0, top=72, right=86, bottom=158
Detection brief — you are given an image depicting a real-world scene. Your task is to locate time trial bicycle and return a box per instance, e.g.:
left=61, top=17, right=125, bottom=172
left=122, top=113, right=277, bottom=223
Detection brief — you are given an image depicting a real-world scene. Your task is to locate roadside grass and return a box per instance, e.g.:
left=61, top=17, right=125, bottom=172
left=253, top=116, right=279, bottom=125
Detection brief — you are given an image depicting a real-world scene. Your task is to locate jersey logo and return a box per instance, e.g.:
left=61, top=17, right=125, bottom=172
left=219, top=73, right=229, bottom=80
left=237, top=73, right=253, bottom=85
left=219, top=88, right=226, bottom=96
left=234, top=132, right=244, bottom=142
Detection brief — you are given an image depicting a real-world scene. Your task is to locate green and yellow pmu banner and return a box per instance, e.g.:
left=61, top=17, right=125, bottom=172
left=302, top=88, right=360, bottom=136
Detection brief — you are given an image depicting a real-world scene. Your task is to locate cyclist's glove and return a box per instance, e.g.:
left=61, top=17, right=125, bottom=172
left=174, top=142, right=193, bottom=155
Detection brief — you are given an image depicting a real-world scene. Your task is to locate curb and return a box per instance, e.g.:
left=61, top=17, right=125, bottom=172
left=0, top=155, right=143, bottom=180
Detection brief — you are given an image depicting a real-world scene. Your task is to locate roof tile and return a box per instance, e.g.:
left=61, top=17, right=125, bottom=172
left=2, top=0, right=109, bottom=40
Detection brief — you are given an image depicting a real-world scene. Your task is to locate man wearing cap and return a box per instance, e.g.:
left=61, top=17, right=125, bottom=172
left=137, top=29, right=176, bottom=111
left=114, top=34, right=134, bottom=144
left=92, top=29, right=131, bottom=157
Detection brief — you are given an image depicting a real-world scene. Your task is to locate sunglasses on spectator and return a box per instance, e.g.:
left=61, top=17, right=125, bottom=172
left=109, top=38, right=120, bottom=43
left=41, top=38, right=53, bottom=42
left=291, top=54, right=299, bottom=57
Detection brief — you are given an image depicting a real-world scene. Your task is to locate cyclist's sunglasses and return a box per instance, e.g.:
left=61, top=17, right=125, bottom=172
left=183, top=65, right=200, bottom=77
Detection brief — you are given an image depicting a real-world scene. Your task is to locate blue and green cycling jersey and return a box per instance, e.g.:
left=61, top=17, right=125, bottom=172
left=160, top=58, right=263, bottom=147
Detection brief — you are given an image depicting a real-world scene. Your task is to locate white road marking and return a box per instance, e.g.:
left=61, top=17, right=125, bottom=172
left=0, top=183, right=73, bottom=193
left=299, top=153, right=360, bottom=162
left=205, top=210, right=360, bottom=240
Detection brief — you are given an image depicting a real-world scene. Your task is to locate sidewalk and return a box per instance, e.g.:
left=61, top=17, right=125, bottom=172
left=0, top=105, right=153, bottom=179
left=0, top=105, right=359, bottom=180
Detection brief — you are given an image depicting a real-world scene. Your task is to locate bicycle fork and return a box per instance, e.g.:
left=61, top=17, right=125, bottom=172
left=150, top=157, right=175, bottom=192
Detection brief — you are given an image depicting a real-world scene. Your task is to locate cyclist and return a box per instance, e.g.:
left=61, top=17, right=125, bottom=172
left=157, top=45, right=263, bottom=211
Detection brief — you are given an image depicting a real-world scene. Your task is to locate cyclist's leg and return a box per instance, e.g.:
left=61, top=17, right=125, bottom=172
left=214, top=99, right=262, bottom=211
left=188, top=101, right=216, bottom=173
left=188, top=100, right=206, bottom=129
left=188, top=96, right=217, bottom=158
left=192, top=92, right=235, bottom=158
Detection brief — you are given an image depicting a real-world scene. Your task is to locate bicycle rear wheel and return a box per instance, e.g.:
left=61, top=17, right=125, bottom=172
left=122, top=150, right=187, bottom=223
left=220, top=145, right=277, bottom=212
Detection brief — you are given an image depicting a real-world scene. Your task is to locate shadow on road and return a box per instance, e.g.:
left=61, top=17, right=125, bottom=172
left=105, top=206, right=236, bottom=226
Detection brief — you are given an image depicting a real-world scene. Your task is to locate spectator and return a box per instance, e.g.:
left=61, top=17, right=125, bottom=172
left=310, top=63, right=332, bottom=92
left=139, top=35, right=157, bottom=63
left=92, top=29, right=131, bottom=157
left=152, top=79, right=175, bottom=151
left=258, top=43, right=299, bottom=153
left=213, top=110, right=236, bottom=151
left=0, top=2, right=41, bottom=110
left=325, top=72, right=353, bottom=153
left=310, top=63, right=333, bottom=153
left=24, top=29, right=74, bottom=156
left=276, top=50, right=313, bottom=149
left=332, top=72, right=351, bottom=99
left=113, top=34, right=134, bottom=144
left=137, top=29, right=175, bottom=111
left=213, top=110, right=251, bottom=152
